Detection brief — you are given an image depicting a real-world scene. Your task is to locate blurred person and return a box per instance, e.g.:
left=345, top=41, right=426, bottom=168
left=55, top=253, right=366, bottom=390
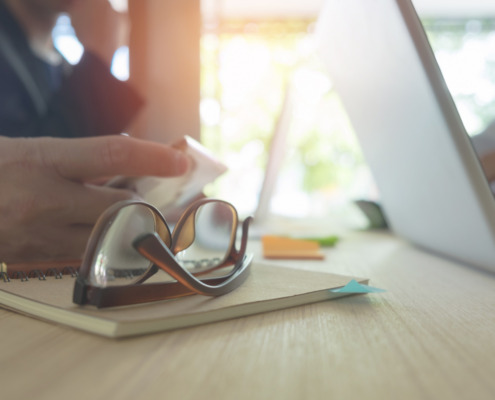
left=0, top=0, right=142, bottom=138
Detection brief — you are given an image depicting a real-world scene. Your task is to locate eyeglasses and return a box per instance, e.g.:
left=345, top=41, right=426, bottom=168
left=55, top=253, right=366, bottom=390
left=73, top=199, right=252, bottom=308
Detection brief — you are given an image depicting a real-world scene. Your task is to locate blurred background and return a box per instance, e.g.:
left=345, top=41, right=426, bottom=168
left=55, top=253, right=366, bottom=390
left=53, top=0, right=495, bottom=229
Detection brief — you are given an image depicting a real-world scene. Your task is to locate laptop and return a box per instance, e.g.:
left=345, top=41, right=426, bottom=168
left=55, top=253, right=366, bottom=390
left=254, top=85, right=293, bottom=224
left=315, top=0, right=495, bottom=272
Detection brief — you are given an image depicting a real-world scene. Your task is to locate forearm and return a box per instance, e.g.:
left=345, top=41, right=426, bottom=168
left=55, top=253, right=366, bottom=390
left=0, top=52, right=144, bottom=139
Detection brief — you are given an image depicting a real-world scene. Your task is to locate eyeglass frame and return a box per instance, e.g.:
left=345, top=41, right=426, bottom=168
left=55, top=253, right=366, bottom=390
left=73, top=198, right=252, bottom=308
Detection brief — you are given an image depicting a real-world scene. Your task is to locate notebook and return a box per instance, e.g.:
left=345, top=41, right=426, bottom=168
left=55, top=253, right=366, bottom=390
left=316, top=0, right=495, bottom=272
left=0, top=262, right=369, bottom=338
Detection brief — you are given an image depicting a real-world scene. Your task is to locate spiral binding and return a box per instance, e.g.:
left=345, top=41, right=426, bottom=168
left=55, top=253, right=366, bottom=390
left=0, top=265, right=79, bottom=283
left=0, top=258, right=224, bottom=283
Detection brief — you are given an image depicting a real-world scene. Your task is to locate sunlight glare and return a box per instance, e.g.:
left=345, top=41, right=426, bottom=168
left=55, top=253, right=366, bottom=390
left=219, top=37, right=271, bottom=110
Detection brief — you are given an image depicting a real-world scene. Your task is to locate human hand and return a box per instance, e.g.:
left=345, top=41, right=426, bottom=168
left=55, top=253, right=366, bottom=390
left=0, top=135, right=189, bottom=263
left=69, top=0, right=129, bottom=66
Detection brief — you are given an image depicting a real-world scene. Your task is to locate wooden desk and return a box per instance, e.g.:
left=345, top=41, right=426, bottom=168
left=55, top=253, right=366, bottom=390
left=1, top=231, right=495, bottom=400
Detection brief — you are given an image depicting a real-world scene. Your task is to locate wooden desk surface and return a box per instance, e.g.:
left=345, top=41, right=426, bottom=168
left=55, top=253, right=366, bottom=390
left=1, top=231, right=495, bottom=400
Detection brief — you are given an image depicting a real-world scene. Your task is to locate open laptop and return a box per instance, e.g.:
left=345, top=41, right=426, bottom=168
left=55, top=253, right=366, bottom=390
left=253, top=85, right=293, bottom=224
left=315, top=0, right=495, bottom=272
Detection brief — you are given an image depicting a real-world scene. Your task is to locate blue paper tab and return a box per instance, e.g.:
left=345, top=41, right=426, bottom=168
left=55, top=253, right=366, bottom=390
left=330, top=279, right=386, bottom=294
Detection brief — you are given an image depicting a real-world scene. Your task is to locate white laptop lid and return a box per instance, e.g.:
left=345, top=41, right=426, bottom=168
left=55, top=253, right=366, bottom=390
left=254, top=86, right=293, bottom=224
left=316, top=0, right=495, bottom=271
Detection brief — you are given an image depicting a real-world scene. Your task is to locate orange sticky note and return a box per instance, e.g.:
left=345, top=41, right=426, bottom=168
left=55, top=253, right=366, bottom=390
left=261, top=235, right=325, bottom=260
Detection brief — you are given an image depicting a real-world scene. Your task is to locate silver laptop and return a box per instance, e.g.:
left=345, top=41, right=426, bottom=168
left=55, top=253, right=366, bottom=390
left=316, top=0, right=495, bottom=272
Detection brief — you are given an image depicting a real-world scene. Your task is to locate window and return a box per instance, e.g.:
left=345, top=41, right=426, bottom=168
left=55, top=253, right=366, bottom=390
left=200, top=16, right=495, bottom=220
left=200, top=19, right=372, bottom=220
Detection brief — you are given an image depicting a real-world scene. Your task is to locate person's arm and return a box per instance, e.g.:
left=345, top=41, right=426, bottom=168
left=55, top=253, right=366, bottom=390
left=46, top=51, right=144, bottom=138
left=0, top=0, right=143, bottom=139
left=0, top=135, right=189, bottom=263
left=51, top=0, right=142, bottom=137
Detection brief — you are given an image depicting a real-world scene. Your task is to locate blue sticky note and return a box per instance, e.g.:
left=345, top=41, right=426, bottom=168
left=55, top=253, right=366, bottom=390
left=331, top=279, right=386, bottom=294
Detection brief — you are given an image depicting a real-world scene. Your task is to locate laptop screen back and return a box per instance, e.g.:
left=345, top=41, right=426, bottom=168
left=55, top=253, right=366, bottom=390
left=316, top=0, right=495, bottom=271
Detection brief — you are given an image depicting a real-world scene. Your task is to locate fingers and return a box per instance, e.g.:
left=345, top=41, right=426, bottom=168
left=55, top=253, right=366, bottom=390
left=38, top=135, right=190, bottom=182
left=0, top=223, right=93, bottom=264
left=0, top=135, right=191, bottom=263
left=35, top=225, right=93, bottom=262
left=0, top=135, right=190, bottom=263
left=55, top=183, right=140, bottom=225
left=55, top=225, right=95, bottom=260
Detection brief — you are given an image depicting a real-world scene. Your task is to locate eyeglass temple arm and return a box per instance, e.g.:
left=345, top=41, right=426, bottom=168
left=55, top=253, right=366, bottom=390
left=219, top=216, right=252, bottom=268
left=237, top=216, right=252, bottom=257
left=133, top=233, right=251, bottom=297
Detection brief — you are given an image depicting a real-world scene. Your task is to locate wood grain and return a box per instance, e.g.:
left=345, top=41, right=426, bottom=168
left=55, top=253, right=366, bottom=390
left=1, top=231, right=495, bottom=400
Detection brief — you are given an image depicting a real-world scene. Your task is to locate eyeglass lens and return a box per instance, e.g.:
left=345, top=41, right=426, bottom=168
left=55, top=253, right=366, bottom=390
left=88, top=204, right=166, bottom=287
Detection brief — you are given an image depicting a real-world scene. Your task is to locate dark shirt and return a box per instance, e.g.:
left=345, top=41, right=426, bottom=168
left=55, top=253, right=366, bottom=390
left=0, top=1, right=144, bottom=138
